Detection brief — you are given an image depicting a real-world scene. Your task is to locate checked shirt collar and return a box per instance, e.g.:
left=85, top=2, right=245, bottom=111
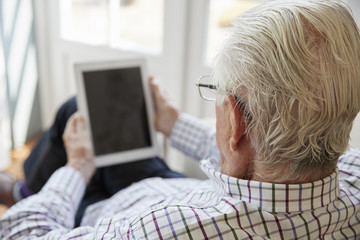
left=200, top=157, right=339, bottom=214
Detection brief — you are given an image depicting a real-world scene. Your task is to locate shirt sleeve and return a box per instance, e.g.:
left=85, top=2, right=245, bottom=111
left=170, top=113, right=219, bottom=161
left=0, top=167, right=94, bottom=239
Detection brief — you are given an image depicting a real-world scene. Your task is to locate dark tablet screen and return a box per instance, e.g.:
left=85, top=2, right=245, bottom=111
left=83, top=67, right=151, bottom=156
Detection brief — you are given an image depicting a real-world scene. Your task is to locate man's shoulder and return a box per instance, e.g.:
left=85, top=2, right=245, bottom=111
left=337, top=149, right=360, bottom=190
left=338, top=148, right=360, bottom=170
left=128, top=197, right=243, bottom=239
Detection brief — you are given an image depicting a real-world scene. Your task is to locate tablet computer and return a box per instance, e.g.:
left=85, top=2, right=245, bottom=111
left=75, top=59, right=160, bottom=167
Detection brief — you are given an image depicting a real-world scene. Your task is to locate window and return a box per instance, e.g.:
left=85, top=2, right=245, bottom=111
left=206, top=0, right=262, bottom=62
left=60, top=0, right=164, bottom=54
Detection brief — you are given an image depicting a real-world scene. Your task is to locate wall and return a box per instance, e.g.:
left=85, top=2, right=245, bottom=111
left=347, top=0, right=360, bottom=148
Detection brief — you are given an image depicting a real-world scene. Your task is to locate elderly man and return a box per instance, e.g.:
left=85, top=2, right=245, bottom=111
left=1, top=0, right=360, bottom=239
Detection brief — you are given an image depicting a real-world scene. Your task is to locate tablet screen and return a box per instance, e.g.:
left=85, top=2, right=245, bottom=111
left=83, top=67, right=152, bottom=156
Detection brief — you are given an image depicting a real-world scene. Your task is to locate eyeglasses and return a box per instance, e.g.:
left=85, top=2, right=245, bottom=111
left=196, top=75, right=252, bottom=121
left=195, top=75, right=218, bottom=101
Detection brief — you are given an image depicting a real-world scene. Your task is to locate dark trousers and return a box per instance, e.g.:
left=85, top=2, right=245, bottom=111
left=23, top=96, right=185, bottom=226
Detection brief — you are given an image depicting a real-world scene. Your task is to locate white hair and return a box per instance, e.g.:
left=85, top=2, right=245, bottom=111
left=213, top=0, right=360, bottom=182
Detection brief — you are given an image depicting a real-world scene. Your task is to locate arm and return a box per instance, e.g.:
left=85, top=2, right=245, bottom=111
left=0, top=113, right=96, bottom=239
left=0, top=167, right=94, bottom=239
left=170, top=113, right=219, bottom=161
left=149, top=78, right=219, bottom=161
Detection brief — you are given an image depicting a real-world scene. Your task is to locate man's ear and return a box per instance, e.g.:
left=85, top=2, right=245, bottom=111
left=226, top=95, right=247, bottom=152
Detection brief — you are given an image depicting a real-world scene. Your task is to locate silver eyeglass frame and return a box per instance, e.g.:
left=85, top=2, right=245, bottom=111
left=195, top=75, right=252, bottom=121
left=195, top=75, right=217, bottom=101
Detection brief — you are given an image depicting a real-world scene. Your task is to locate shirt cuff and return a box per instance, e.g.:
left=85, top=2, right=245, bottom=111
left=170, top=113, right=213, bottom=160
left=41, top=166, right=86, bottom=211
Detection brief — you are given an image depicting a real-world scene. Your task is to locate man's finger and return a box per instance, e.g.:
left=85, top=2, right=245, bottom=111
left=64, top=112, right=85, bottom=137
left=149, top=77, right=163, bottom=111
left=75, top=113, right=86, bottom=132
left=150, top=79, right=166, bottom=103
left=149, top=77, right=158, bottom=94
left=64, top=113, right=77, bottom=135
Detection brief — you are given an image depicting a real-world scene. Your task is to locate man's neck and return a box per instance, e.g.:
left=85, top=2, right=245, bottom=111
left=251, top=162, right=335, bottom=184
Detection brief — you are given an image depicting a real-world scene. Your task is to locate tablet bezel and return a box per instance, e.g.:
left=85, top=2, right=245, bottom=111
left=75, top=59, right=160, bottom=167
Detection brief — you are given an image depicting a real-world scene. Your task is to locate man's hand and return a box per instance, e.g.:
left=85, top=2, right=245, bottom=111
left=149, top=77, right=179, bottom=137
left=63, top=112, right=95, bottom=185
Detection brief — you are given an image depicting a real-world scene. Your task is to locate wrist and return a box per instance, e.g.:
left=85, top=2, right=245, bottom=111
left=66, top=158, right=95, bottom=185
left=163, top=110, right=180, bottom=137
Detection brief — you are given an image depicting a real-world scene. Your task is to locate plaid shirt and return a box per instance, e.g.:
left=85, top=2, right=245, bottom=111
left=1, top=114, right=360, bottom=239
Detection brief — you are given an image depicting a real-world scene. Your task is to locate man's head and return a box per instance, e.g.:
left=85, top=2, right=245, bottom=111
left=213, top=0, right=360, bottom=182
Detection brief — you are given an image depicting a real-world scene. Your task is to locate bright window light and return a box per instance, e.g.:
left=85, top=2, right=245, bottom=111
left=60, top=0, right=164, bottom=54
left=206, top=0, right=262, bottom=63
